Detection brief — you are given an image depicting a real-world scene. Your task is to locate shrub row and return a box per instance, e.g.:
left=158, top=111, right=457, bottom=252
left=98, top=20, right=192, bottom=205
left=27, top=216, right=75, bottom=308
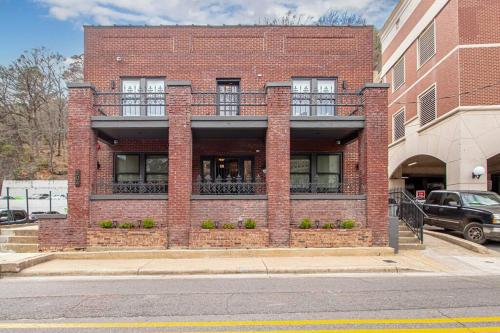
left=298, top=218, right=356, bottom=229
left=99, top=218, right=156, bottom=229
left=201, top=218, right=257, bottom=230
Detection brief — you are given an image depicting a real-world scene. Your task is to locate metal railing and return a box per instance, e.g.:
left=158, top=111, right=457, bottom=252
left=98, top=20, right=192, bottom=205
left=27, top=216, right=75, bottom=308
left=193, top=175, right=265, bottom=195
left=0, top=187, right=68, bottom=222
left=291, top=92, right=364, bottom=116
left=290, top=179, right=364, bottom=194
left=191, top=92, right=267, bottom=116
left=94, top=90, right=168, bottom=116
left=93, top=181, right=168, bottom=194
left=389, top=188, right=426, bottom=243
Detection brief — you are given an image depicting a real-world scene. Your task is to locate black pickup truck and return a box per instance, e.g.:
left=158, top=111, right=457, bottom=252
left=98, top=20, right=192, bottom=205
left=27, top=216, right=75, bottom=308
left=422, top=190, right=500, bottom=244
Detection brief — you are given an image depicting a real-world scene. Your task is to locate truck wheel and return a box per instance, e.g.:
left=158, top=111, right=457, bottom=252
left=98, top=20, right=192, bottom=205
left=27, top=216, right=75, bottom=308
left=463, top=222, right=486, bottom=244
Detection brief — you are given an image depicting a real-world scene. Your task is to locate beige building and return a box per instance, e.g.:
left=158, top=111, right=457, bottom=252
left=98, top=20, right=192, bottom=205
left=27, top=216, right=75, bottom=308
left=380, top=0, right=500, bottom=195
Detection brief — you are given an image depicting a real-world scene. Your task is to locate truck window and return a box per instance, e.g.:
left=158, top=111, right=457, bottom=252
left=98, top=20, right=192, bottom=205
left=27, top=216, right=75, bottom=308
left=14, top=211, right=26, bottom=221
left=426, top=192, right=443, bottom=205
left=442, top=193, right=460, bottom=206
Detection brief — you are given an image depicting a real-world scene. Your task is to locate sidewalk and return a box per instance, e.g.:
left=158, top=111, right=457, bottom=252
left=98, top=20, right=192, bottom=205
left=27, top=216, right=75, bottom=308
left=1, top=234, right=499, bottom=277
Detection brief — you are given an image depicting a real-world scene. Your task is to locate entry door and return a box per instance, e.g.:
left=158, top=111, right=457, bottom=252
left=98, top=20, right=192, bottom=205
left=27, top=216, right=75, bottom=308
left=212, top=157, right=253, bottom=181
left=492, top=174, right=500, bottom=195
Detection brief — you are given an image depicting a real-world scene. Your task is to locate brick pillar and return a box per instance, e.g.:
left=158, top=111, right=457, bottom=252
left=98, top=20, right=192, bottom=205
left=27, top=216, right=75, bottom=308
left=266, top=84, right=291, bottom=247
left=65, top=83, right=98, bottom=249
left=359, top=84, right=389, bottom=247
left=167, top=82, right=192, bottom=248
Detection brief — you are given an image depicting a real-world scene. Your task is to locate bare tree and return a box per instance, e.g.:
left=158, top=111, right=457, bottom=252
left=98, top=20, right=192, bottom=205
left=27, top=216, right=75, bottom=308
left=257, top=10, right=313, bottom=25
left=317, top=10, right=367, bottom=26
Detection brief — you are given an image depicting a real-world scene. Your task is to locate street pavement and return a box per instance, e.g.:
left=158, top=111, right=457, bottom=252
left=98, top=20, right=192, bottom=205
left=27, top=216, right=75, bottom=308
left=425, top=227, right=500, bottom=254
left=1, top=274, right=500, bottom=332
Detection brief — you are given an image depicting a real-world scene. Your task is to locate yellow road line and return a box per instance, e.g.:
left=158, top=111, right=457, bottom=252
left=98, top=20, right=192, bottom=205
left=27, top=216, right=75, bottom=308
left=151, top=329, right=500, bottom=333
left=0, top=317, right=499, bottom=329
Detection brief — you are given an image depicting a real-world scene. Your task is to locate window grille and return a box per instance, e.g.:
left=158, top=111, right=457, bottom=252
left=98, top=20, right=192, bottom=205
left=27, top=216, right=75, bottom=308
left=418, top=22, right=436, bottom=67
left=419, top=85, right=436, bottom=126
left=393, top=109, right=405, bottom=141
left=392, top=57, right=405, bottom=91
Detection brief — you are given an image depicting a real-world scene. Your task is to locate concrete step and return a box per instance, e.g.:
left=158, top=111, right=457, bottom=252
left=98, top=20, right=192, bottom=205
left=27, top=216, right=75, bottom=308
left=5, top=236, right=38, bottom=244
left=399, top=243, right=425, bottom=250
left=11, top=229, right=38, bottom=237
left=0, top=243, right=39, bottom=253
left=399, top=236, right=420, bottom=244
left=399, top=230, right=415, bottom=237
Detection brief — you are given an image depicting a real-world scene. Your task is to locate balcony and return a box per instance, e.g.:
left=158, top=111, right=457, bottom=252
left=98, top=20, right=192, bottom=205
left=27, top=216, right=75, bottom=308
left=290, top=92, right=365, bottom=142
left=91, top=181, right=168, bottom=200
left=193, top=175, right=266, bottom=197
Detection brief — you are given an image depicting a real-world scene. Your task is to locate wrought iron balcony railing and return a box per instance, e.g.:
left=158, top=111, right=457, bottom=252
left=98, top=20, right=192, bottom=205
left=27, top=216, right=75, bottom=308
left=193, top=175, right=266, bottom=195
left=191, top=92, right=267, bottom=116
left=93, top=181, right=168, bottom=194
left=291, top=92, right=364, bottom=116
left=94, top=90, right=168, bottom=117
left=290, top=179, right=364, bottom=195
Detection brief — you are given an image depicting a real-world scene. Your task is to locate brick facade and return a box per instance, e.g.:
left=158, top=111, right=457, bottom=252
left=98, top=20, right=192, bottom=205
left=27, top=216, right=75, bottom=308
left=290, top=229, right=373, bottom=248
left=87, top=228, right=167, bottom=249
left=39, top=25, right=389, bottom=250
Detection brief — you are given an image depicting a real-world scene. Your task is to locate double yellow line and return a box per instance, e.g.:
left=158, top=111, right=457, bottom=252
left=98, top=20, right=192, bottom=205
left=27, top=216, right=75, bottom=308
left=0, top=317, right=499, bottom=331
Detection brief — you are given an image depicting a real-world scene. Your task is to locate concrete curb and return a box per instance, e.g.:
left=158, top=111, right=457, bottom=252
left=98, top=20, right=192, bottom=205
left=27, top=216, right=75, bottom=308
left=14, top=265, right=423, bottom=277
left=424, top=230, right=491, bottom=254
left=52, top=247, right=395, bottom=260
left=0, top=254, right=54, bottom=273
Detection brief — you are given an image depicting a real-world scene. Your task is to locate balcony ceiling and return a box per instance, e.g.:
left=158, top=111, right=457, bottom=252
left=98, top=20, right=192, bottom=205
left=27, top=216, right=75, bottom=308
left=91, top=116, right=168, bottom=142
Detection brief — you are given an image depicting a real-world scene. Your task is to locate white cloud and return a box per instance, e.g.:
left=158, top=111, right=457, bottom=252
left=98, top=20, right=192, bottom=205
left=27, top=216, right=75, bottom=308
left=36, top=0, right=396, bottom=27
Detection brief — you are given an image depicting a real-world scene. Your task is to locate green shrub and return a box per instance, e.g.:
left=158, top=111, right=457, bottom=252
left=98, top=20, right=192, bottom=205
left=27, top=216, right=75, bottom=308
left=322, top=223, right=334, bottom=229
left=99, top=220, right=113, bottom=229
left=244, top=219, right=256, bottom=229
left=201, top=220, right=215, bottom=229
left=299, top=218, right=312, bottom=229
left=222, top=223, right=235, bottom=229
left=119, top=222, right=134, bottom=229
left=340, top=219, right=356, bottom=229
left=143, top=218, right=156, bottom=229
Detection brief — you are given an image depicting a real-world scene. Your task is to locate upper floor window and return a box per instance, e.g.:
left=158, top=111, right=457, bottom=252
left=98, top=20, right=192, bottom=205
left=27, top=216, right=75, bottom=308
left=418, top=21, right=436, bottom=68
left=392, top=56, right=405, bottom=91
left=217, top=79, right=240, bottom=116
left=292, top=79, right=336, bottom=116
left=121, top=78, right=165, bottom=117
left=418, top=84, right=437, bottom=127
left=393, top=108, right=405, bottom=141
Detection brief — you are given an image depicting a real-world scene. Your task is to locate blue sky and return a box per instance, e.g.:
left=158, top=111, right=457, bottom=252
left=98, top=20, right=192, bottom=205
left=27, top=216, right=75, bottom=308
left=0, top=0, right=397, bottom=65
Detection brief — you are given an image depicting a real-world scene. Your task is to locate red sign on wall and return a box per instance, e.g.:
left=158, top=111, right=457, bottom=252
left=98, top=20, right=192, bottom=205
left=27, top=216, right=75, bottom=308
left=416, top=190, right=426, bottom=200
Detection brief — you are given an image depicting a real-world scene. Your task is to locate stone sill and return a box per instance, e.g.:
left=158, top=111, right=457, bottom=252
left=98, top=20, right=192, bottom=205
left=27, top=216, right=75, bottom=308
left=290, top=194, right=366, bottom=200
left=90, top=194, right=168, bottom=200
left=191, top=195, right=267, bottom=200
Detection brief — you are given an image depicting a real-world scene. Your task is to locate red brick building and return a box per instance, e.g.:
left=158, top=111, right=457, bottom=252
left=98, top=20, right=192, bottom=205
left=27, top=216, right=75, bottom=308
left=39, top=25, right=389, bottom=250
left=381, top=0, right=500, bottom=195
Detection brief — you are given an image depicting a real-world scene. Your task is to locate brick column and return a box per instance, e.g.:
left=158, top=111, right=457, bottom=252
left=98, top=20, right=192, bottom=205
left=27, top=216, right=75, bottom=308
left=359, top=84, right=389, bottom=247
left=44, top=83, right=97, bottom=250
left=266, top=83, right=291, bottom=247
left=167, top=82, right=192, bottom=248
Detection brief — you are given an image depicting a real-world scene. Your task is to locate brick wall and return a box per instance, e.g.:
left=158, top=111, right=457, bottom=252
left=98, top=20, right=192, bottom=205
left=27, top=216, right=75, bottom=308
left=189, top=229, right=269, bottom=248
left=290, top=200, right=366, bottom=228
left=90, top=200, right=168, bottom=228
left=190, top=199, right=267, bottom=228
left=87, top=228, right=167, bottom=248
left=38, top=218, right=86, bottom=251
left=290, top=229, right=373, bottom=248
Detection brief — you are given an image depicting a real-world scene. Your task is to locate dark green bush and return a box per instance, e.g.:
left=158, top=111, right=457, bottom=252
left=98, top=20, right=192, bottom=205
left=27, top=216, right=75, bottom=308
left=299, top=218, right=312, bottom=229
left=340, top=219, right=356, bottom=229
left=322, top=223, right=334, bottom=229
left=244, top=219, right=256, bottom=229
left=201, top=220, right=215, bottom=229
left=143, top=218, right=156, bottom=229
left=99, top=220, right=113, bottom=229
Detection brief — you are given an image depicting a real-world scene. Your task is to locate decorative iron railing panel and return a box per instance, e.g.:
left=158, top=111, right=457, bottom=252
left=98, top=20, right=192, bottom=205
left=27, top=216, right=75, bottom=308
left=291, top=92, right=364, bottom=116
left=389, top=188, right=426, bottom=243
left=191, top=92, right=267, bottom=116
left=193, top=175, right=265, bottom=195
left=94, top=90, right=168, bottom=117
left=93, top=181, right=168, bottom=194
left=290, top=179, right=364, bottom=195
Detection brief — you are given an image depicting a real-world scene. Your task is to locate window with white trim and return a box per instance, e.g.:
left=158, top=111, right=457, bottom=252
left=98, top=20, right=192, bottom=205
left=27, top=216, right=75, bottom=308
left=418, top=85, right=437, bottom=126
left=392, top=56, right=405, bottom=91
left=418, top=22, right=436, bottom=67
left=121, top=78, right=165, bottom=117
left=393, top=109, right=405, bottom=141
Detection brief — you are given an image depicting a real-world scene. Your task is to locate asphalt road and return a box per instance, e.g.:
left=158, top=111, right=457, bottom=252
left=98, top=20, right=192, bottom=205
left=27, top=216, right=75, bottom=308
left=1, top=274, right=500, bottom=332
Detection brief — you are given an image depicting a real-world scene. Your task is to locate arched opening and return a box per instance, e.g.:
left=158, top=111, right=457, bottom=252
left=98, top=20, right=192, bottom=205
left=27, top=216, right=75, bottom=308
left=487, top=154, right=500, bottom=194
left=390, top=155, right=446, bottom=196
